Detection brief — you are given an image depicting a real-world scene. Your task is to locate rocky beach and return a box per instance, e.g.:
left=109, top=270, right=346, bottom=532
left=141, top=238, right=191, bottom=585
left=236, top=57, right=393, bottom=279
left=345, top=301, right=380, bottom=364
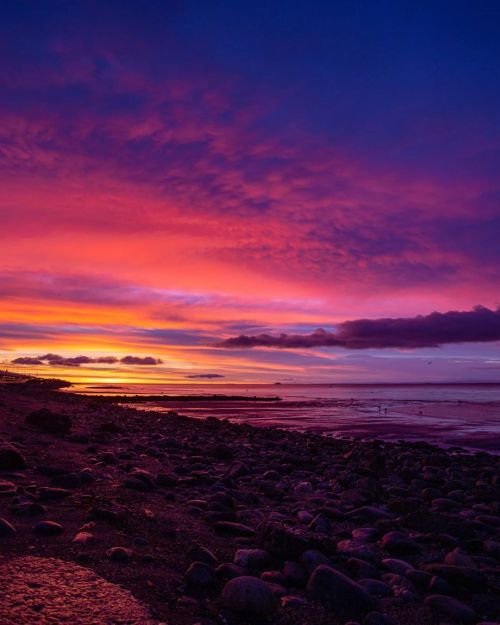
left=0, top=376, right=499, bottom=625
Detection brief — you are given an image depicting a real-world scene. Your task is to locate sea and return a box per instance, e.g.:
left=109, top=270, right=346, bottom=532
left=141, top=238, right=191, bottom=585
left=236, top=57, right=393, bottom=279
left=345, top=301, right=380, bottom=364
left=68, top=382, right=500, bottom=453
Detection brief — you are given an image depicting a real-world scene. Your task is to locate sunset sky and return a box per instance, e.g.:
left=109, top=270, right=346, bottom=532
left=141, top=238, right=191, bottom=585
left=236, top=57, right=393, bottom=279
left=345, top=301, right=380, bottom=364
left=1, top=1, right=499, bottom=384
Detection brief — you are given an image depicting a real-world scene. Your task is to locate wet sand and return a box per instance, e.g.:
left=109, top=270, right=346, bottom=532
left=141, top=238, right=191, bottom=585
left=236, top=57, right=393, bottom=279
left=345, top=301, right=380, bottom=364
left=120, top=396, right=500, bottom=453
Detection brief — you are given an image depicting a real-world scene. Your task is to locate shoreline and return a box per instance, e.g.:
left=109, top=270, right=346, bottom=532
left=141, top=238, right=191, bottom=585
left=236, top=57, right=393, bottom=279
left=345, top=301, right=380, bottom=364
left=0, top=377, right=499, bottom=624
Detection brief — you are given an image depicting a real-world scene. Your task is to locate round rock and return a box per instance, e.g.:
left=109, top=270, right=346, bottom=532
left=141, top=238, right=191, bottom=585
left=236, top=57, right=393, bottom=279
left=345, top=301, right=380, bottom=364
left=425, top=594, right=478, bottom=623
left=221, top=575, right=277, bottom=617
left=306, top=565, right=378, bottom=618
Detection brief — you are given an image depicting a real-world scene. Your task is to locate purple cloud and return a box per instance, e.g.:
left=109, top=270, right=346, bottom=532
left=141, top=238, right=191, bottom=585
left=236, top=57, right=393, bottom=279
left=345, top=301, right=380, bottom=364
left=185, top=373, right=225, bottom=379
left=11, top=357, right=44, bottom=365
left=24, top=354, right=160, bottom=367
left=120, top=356, right=163, bottom=365
left=216, top=306, right=500, bottom=350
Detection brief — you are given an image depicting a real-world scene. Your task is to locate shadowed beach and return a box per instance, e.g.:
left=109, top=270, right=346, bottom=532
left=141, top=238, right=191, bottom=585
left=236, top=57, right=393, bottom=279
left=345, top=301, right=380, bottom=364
left=0, top=375, right=499, bottom=624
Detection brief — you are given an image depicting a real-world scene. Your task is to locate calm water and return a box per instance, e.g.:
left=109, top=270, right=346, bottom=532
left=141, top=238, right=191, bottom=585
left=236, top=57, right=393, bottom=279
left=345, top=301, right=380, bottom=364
left=70, top=383, right=500, bottom=452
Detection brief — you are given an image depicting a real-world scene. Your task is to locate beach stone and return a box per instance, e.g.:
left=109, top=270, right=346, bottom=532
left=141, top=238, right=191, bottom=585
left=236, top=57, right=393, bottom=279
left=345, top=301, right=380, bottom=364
left=33, top=520, right=64, bottom=536
left=211, top=444, right=234, bottom=460
left=301, top=549, right=332, bottom=573
left=234, top=548, right=270, bottom=569
left=283, top=560, right=308, bottom=586
left=257, top=521, right=310, bottom=557
left=216, top=563, right=246, bottom=579
left=484, top=539, right=500, bottom=559
left=364, top=612, right=395, bottom=625
left=184, top=561, right=215, bottom=587
left=381, top=531, right=420, bottom=555
left=352, top=527, right=379, bottom=543
left=72, top=531, right=94, bottom=545
left=309, top=513, right=332, bottom=533
left=423, top=564, right=486, bottom=590
left=0, top=444, right=27, bottom=470
left=346, top=506, right=392, bottom=523
left=25, top=408, right=72, bottom=434
left=381, top=558, right=414, bottom=575
left=37, top=487, right=71, bottom=501
left=425, top=594, right=478, bottom=623
left=0, top=556, right=154, bottom=624
left=428, top=575, right=454, bottom=595
left=295, top=481, right=313, bottom=495
left=229, top=461, right=249, bottom=478
left=0, top=478, right=17, bottom=495
left=214, top=521, right=255, bottom=536
left=261, top=570, right=287, bottom=585
left=297, top=510, right=314, bottom=524
left=122, top=476, right=153, bottom=491
left=358, top=578, right=393, bottom=598
left=280, top=594, right=309, bottom=608
left=306, top=565, right=378, bottom=617
left=406, top=569, right=433, bottom=588
left=346, top=557, right=379, bottom=579
left=106, top=546, right=133, bottom=562
left=0, top=517, right=16, bottom=536
left=11, top=500, right=46, bottom=515
left=445, top=547, right=477, bottom=568
left=221, top=576, right=277, bottom=616
left=337, top=539, right=379, bottom=561
left=50, top=472, right=81, bottom=488
left=188, top=544, right=218, bottom=565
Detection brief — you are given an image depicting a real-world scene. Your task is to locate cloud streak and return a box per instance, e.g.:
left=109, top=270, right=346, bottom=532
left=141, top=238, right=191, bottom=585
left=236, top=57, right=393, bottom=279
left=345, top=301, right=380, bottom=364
left=11, top=354, right=162, bottom=367
left=216, top=306, right=500, bottom=350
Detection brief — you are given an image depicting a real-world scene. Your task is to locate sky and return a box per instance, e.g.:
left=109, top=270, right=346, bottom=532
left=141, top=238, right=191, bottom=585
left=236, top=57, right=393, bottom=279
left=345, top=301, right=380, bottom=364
left=1, top=0, right=499, bottom=384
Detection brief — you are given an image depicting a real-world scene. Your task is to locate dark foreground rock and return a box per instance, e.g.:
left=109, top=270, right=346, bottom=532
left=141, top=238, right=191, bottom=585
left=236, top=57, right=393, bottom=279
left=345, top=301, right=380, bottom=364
left=25, top=408, right=72, bottom=434
left=307, top=565, right=378, bottom=618
left=0, top=444, right=27, bottom=469
left=221, top=576, right=277, bottom=617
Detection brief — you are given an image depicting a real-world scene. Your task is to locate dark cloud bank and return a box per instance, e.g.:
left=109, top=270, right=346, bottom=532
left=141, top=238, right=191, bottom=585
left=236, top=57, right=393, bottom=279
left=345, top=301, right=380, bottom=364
left=12, top=354, right=162, bottom=366
left=185, top=373, right=225, bottom=379
left=216, top=306, right=500, bottom=350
